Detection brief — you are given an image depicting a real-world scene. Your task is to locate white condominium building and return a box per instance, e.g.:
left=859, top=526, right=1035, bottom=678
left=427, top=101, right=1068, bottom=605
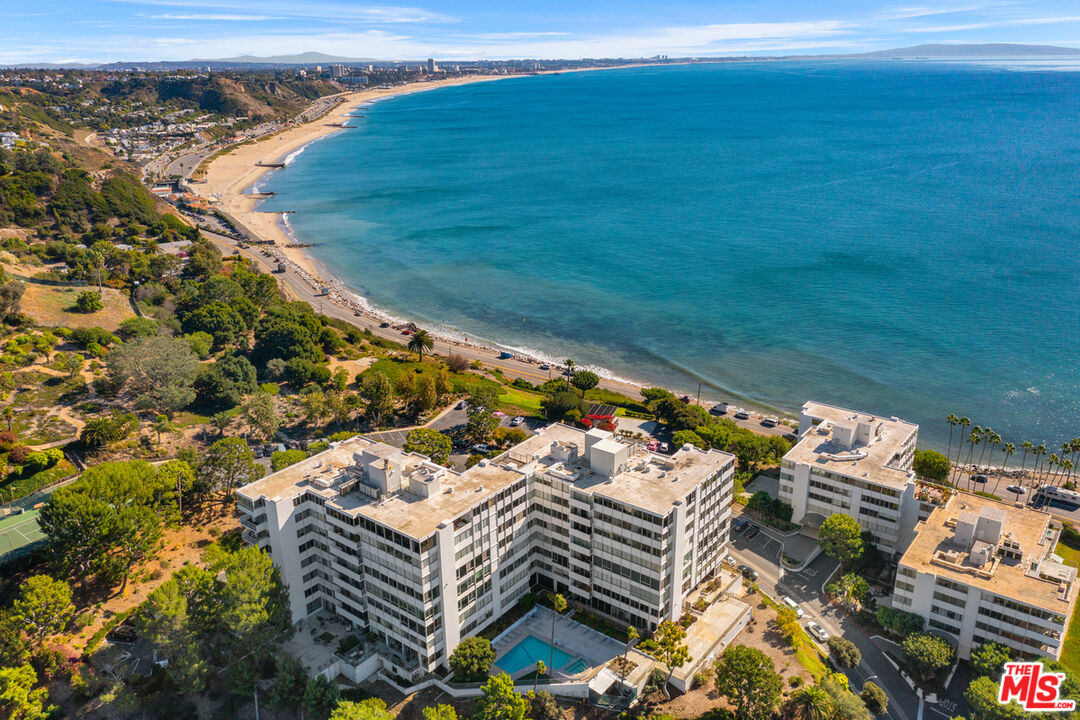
left=236, top=424, right=735, bottom=677
left=893, top=494, right=1076, bottom=661
left=779, top=401, right=920, bottom=555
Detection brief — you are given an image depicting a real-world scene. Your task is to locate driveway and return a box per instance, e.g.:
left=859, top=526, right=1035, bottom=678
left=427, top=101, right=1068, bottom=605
left=728, top=537, right=921, bottom=720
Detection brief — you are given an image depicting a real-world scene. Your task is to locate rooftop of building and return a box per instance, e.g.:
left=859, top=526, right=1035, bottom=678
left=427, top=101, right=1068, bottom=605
left=237, top=423, right=734, bottom=540
left=898, top=492, right=1076, bottom=615
left=783, top=401, right=918, bottom=490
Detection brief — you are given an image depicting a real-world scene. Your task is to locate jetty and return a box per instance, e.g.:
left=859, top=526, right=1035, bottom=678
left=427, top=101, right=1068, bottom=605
left=249, top=192, right=275, bottom=198
left=255, top=161, right=286, bottom=168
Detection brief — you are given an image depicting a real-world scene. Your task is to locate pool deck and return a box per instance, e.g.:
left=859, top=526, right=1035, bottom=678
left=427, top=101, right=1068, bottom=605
left=491, top=606, right=625, bottom=681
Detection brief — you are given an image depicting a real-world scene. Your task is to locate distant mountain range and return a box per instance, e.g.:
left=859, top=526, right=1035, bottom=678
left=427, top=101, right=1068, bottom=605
left=853, top=43, right=1080, bottom=58
left=6, top=43, right=1080, bottom=70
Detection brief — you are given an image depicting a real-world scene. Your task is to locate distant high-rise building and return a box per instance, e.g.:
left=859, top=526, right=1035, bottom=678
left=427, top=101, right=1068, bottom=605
left=426, top=58, right=437, bottom=73
left=331, top=64, right=346, bottom=78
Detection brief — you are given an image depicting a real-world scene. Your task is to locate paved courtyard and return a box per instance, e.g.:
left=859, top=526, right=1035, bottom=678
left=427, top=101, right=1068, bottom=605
left=491, top=606, right=624, bottom=680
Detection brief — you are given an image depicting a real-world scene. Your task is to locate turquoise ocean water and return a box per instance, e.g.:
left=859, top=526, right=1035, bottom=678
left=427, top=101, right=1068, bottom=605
left=261, top=61, right=1080, bottom=449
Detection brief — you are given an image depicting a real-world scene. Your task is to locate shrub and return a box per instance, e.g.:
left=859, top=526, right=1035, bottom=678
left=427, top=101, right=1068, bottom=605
left=827, top=636, right=861, bottom=668
left=8, top=445, right=30, bottom=463
left=448, top=636, right=494, bottom=682
left=72, top=291, right=104, bottom=314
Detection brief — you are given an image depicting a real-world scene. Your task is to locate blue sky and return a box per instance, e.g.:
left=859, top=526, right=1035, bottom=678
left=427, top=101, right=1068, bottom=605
left=4, top=0, right=1080, bottom=63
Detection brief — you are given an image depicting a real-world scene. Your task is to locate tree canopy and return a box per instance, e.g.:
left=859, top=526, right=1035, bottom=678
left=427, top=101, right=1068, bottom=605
left=448, top=636, right=494, bottom=682
left=713, top=644, right=783, bottom=720
left=818, top=513, right=864, bottom=567
left=404, top=428, right=453, bottom=465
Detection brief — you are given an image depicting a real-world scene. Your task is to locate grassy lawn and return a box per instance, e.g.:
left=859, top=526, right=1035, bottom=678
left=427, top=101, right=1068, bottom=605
left=497, top=386, right=545, bottom=416
left=366, top=357, right=500, bottom=395
left=583, top=386, right=650, bottom=414
left=20, top=284, right=135, bottom=331
left=1054, top=539, right=1080, bottom=676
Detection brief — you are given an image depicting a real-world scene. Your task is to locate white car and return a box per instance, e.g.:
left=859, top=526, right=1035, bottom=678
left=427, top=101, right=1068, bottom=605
left=471, top=443, right=491, bottom=454
left=510, top=416, right=525, bottom=427
left=805, top=621, right=829, bottom=643
left=782, top=597, right=804, bottom=618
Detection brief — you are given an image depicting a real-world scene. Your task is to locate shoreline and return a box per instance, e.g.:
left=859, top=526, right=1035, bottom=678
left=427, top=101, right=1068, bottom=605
left=194, top=68, right=790, bottom=420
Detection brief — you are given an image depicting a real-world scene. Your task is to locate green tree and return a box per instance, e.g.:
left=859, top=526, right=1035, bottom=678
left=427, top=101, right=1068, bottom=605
left=672, top=429, right=706, bottom=449
left=827, top=637, right=861, bottom=668
left=448, top=636, right=495, bottom=682
left=358, top=371, right=395, bottom=426
left=0, top=664, right=52, bottom=720
left=0, top=276, right=25, bottom=318
left=271, top=449, right=309, bottom=472
left=533, top=659, right=546, bottom=693
left=242, top=391, right=282, bottom=440
left=822, top=675, right=873, bottom=720
left=304, top=674, right=341, bottom=719
left=540, top=389, right=586, bottom=423
left=11, top=575, right=74, bottom=646
left=655, top=619, right=692, bottom=690
left=408, top=328, right=435, bottom=361
left=193, top=354, right=258, bottom=409
left=914, top=449, right=951, bottom=484
left=73, top=290, right=103, bottom=313
left=876, top=606, right=924, bottom=636
left=411, top=374, right=438, bottom=417
left=403, top=428, right=453, bottom=465
left=465, top=385, right=501, bottom=444
left=547, top=593, right=567, bottom=680
left=775, top=606, right=801, bottom=644
left=965, top=675, right=1026, bottom=720
left=901, top=633, right=955, bottom=683
left=832, top=573, right=870, bottom=612
left=784, top=685, right=834, bottom=720
left=969, top=642, right=1010, bottom=681
left=106, top=335, right=199, bottom=414
left=210, top=411, right=232, bottom=437
left=713, top=644, right=784, bottom=720
left=266, top=653, right=308, bottom=714
left=182, top=300, right=247, bottom=349
left=58, top=351, right=84, bottom=379
left=330, top=698, right=394, bottom=720
left=860, top=682, right=888, bottom=716
left=570, top=370, right=599, bottom=397
left=423, top=704, right=459, bottom=720
left=818, top=513, right=864, bottom=568
left=198, top=437, right=263, bottom=499
left=475, top=673, right=529, bottom=720
left=118, top=316, right=159, bottom=340
left=135, top=572, right=208, bottom=690
left=0, top=613, right=30, bottom=668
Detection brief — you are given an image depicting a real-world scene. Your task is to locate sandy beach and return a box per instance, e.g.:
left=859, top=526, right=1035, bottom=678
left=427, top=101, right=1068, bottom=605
left=198, top=74, right=510, bottom=279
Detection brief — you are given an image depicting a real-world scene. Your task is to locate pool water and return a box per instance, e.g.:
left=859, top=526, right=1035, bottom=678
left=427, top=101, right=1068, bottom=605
left=495, top=635, right=575, bottom=675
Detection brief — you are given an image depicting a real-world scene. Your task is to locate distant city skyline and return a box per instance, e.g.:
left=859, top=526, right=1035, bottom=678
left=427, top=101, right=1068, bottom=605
left=3, top=0, right=1080, bottom=64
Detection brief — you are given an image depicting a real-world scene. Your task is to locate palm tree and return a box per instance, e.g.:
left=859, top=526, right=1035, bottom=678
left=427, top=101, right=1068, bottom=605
left=785, top=685, right=834, bottom=720
left=153, top=414, right=172, bottom=444
left=548, top=593, right=566, bottom=680
left=1020, top=441, right=1033, bottom=477
left=984, top=431, right=1001, bottom=473
left=1062, top=459, right=1074, bottom=489
left=951, top=417, right=971, bottom=484
left=1001, top=443, right=1015, bottom=474
left=210, top=411, right=232, bottom=438
left=1047, top=455, right=1061, bottom=488
left=964, top=426, right=983, bottom=489
left=977, top=427, right=994, bottom=471
left=564, top=359, right=575, bottom=384
left=533, top=660, right=545, bottom=693
left=946, top=414, right=959, bottom=461
left=1034, top=444, right=1048, bottom=486
left=408, top=329, right=434, bottom=362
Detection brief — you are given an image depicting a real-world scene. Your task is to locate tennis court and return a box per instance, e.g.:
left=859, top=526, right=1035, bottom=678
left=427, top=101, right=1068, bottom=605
left=0, top=509, right=46, bottom=559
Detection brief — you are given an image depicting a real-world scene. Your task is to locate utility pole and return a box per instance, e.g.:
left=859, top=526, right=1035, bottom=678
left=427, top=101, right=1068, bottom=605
left=696, top=382, right=702, bottom=406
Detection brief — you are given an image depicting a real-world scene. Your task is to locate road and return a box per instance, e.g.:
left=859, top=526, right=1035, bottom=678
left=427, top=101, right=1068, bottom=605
left=728, top=527, right=921, bottom=720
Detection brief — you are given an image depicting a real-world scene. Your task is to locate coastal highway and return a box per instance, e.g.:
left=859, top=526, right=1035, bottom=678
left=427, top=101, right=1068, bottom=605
left=201, top=228, right=792, bottom=437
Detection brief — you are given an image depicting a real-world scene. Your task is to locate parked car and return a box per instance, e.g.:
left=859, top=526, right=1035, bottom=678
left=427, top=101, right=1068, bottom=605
left=782, top=597, right=804, bottom=618
left=734, top=410, right=751, bottom=420
left=744, top=524, right=760, bottom=539
left=647, top=440, right=659, bottom=451
left=1006, top=485, right=1026, bottom=495
left=973, top=474, right=988, bottom=484
left=658, top=442, right=670, bottom=452
left=733, top=518, right=749, bottom=533
left=761, top=416, right=779, bottom=428
left=722, top=553, right=736, bottom=566
left=510, top=416, right=525, bottom=427
left=471, top=443, right=491, bottom=454
left=379, top=321, right=390, bottom=328
left=805, top=621, right=829, bottom=643
left=710, top=402, right=729, bottom=415
left=738, top=565, right=759, bottom=581
left=539, top=364, right=551, bottom=370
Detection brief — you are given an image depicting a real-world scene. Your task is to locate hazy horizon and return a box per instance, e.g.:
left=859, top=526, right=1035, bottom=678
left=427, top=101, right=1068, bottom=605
left=5, top=0, right=1080, bottom=65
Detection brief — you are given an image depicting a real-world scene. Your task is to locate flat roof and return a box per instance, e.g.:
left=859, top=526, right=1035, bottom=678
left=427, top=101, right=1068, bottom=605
left=784, top=401, right=917, bottom=490
left=899, top=493, right=1075, bottom=615
left=503, top=424, right=735, bottom=515
left=238, top=423, right=734, bottom=539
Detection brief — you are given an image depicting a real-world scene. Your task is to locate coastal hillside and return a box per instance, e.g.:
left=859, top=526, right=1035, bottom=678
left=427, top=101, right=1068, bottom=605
left=855, top=42, right=1080, bottom=57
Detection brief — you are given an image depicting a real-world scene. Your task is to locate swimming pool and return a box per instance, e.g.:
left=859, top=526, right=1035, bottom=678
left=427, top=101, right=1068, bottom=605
left=495, top=635, right=575, bottom=675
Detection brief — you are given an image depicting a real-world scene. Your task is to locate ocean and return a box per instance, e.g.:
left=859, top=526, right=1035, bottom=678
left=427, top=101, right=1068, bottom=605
left=260, top=60, right=1080, bottom=450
